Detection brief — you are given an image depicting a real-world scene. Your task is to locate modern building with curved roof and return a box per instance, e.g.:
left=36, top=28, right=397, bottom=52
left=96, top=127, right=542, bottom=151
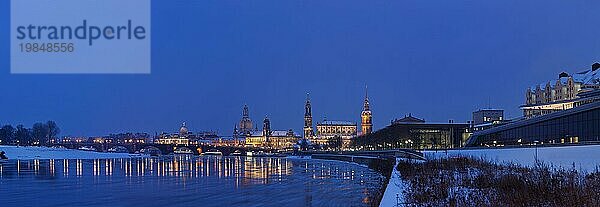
left=467, top=101, right=600, bottom=147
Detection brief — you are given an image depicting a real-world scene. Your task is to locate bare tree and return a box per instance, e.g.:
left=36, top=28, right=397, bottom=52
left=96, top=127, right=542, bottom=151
left=15, top=125, right=32, bottom=145
left=46, top=121, right=60, bottom=144
left=32, top=122, right=49, bottom=146
left=0, top=125, right=15, bottom=144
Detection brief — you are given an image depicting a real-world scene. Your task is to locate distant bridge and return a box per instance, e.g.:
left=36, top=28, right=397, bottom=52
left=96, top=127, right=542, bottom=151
left=50, top=142, right=426, bottom=160
left=50, top=143, right=251, bottom=156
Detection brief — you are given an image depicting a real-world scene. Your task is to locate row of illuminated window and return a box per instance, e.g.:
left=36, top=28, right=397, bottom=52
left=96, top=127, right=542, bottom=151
left=478, top=109, right=600, bottom=143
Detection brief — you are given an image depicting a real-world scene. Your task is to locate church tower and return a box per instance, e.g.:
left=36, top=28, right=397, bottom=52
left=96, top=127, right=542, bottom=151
left=361, top=86, right=373, bottom=135
left=303, top=93, right=314, bottom=139
left=263, top=116, right=271, bottom=143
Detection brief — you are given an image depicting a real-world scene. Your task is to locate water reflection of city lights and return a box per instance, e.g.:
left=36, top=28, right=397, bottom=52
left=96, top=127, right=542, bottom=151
left=76, top=160, right=83, bottom=176
left=93, top=159, right=99, bottom=176
left=0, top=156, right=383, bottom=206
left=63, top=159, right=69, bottom=176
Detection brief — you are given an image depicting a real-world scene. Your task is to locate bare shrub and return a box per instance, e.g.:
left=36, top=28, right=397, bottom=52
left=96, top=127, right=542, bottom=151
left=397, top=156, right=600, bottom=206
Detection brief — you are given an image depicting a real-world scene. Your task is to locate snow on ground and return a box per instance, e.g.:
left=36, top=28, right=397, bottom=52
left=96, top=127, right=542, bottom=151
left=379, top=158, right=408, bottom=207
left=426, top=145, right=600, bottom=172
left=0, top=145, right=143, bottom=160
left=380, top=145, right=600, bottom=206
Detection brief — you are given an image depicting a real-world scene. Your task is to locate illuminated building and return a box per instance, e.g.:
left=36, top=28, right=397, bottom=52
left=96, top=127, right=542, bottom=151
left=522, top=63, right=600, bottom=118
left=92, top=137, right=112, bottom=144
left=210, top=136, right=242, bottom=146
left=302, top=87, right=372, bottom=148
left=303, top=94, right=314, bottom=139
left=238, top=104, right=254, bottom=135
left=244, top=117, right=301, bottom=149
left=468, top=63, right=600, bottom=147
left=389, top=115, right=471, bottom=149
left=233, top=104, right=258, bottom=142
left=313, top=120, right=357, bottom=147
left=103, top=132, right=150, bottom=144
left=468, top=100, right=600, bottom=147
left=61, top=136, right=88, bottom=143
left=355, top=114, right=470, bottom=149
left=155, top=122, right=191, bottom=145
left=361, top=87, right=373, bottom=135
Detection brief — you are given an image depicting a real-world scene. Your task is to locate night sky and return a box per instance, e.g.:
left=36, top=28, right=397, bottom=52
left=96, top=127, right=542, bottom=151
left=1, top=0, right=600, bottom=136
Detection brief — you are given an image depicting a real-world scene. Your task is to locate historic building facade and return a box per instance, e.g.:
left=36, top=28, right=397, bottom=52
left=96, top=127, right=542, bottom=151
left=155, top=122, right=221, bottom=146
left=154, top=122, right=193, bottom=145
left=303, top=87, right=372, bottom=148
left=245, top=117, right=301, bottom=149
left=522, top=63, right=600, bottom=118
left=314, top=120, right=357, bottom=147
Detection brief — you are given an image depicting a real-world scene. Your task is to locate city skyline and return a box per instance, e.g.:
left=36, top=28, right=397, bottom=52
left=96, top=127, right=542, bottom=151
left=2, top=0, right=600, bottom=136
left=3, top=1, right=600, bottom=207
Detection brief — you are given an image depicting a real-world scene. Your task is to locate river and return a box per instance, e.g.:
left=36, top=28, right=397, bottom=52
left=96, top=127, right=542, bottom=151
left=0, top=156, right=384, bottom=207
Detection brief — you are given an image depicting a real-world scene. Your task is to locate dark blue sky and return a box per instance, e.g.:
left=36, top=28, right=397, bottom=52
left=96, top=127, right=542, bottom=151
left=2, top=0, right=600, bottom=136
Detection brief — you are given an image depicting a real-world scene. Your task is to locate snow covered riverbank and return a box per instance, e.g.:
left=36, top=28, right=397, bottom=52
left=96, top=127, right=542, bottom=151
left=379, top=145, right=600, bottom=206
left=0, top=145, right=143, bottom=160
left=426, top=145, right=600, bottom=172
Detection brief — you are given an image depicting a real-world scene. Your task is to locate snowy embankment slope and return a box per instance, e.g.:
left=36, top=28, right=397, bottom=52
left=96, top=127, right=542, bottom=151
left=379, top=158, right=407, bottom=207
left=426, top=145, right=600, bottom=172
left=0, top=145, right=142, bottom=160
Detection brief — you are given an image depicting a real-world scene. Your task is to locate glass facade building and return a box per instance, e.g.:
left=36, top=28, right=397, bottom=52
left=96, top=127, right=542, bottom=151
left=467, top=101, right=600, bottom=147
left=354, top=121, right=471, bottom=149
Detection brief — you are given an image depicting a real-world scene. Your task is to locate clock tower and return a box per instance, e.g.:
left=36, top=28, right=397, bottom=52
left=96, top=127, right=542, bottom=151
left=361, top=87, right=373, bottom=135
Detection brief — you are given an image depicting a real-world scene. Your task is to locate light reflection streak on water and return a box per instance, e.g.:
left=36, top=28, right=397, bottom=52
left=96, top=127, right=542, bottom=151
left=63, top=159, right=68, bottom=176
left=93, top=159, right=98, bottom=176
left=76, top=160, right=82, bottom=177
left=105, top=159, right=109, bottom=176
left=33, top=160, right=38, bottom=175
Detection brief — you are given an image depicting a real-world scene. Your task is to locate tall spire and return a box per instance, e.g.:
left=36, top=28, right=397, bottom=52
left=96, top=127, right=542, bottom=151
left=305, top=93, right=312, bottom=116
left=263, top=116, right=271, bottom=134
left=304, top=92, right=314, bottom=139
left=363, top=85, right=370, bottom=111
left=243, top=104, right=249, bottom=118
left=361, top=85, right=373, bottom=135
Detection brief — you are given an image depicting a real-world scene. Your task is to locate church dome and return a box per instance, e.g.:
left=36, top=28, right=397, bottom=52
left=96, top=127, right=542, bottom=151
left=238, top=105, right=253, bottom=132
left=179, top=122, right=189, bottom=135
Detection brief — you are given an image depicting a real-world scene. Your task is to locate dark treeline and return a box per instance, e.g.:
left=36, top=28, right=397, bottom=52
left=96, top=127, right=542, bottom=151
left=0, top=121, right=60, bottom=146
